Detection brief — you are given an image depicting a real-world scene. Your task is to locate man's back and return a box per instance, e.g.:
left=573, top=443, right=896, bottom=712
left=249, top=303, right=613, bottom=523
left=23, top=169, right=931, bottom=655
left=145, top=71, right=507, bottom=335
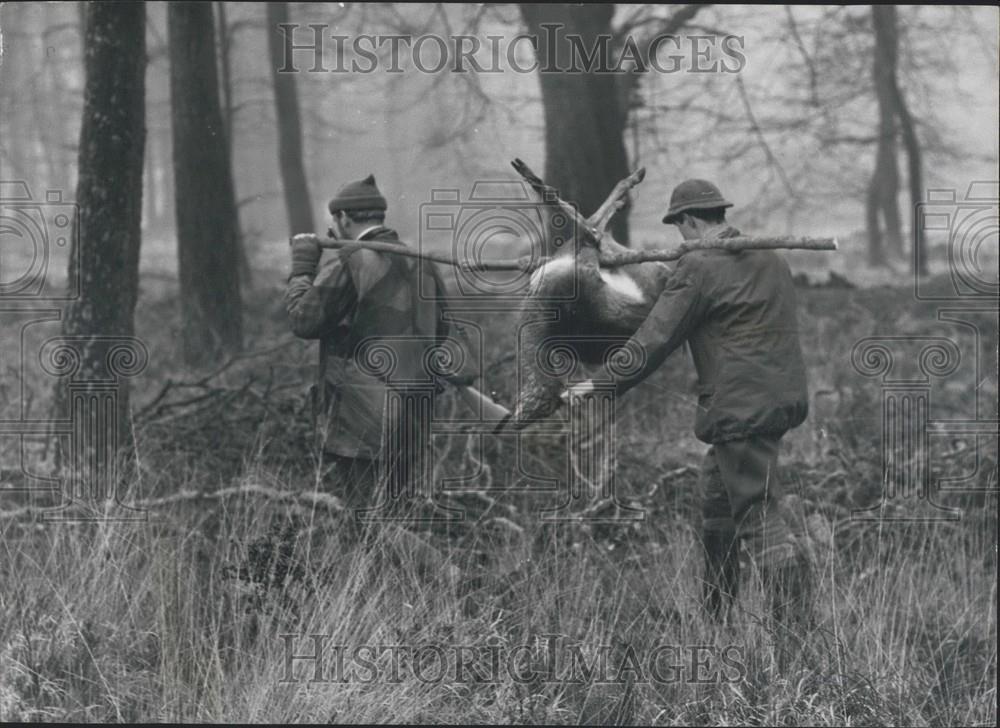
left=286, top=227, right=447, bottom=459
left=681, top=248, right=809, bottom=443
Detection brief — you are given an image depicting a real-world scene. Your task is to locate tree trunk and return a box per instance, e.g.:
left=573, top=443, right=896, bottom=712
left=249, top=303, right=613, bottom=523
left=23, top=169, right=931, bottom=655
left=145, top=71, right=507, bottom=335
left=865, top=180, right=886, bottom=267
left=142, top=101, right=156, bottom=231
left=890, top=66, right=926, bottom=276
left=869, top=5, right=904, bottom=264
left=61, top=0, right=146, bottom=443
left=215, top=1, right=253, bottom=286
left=871, top=5, right=924, bottom=274
left=168, top=1, right=243, bottom=365
left=266, top=2, right=316, bottom=235
left=520, top=3, right=632, bottom=244
left=215, top=1, right=235, bottom=148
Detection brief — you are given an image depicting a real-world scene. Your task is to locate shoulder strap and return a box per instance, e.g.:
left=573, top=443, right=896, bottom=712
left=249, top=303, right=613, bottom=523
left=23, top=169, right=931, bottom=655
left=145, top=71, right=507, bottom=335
left=316, top=245, right=365, bottom=406
left=426, top=262, right=450, bottom=343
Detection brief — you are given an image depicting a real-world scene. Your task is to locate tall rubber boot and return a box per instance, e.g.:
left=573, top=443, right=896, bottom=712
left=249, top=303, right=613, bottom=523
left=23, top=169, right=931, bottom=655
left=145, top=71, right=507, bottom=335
left=702, top=527, right=741, bottom=622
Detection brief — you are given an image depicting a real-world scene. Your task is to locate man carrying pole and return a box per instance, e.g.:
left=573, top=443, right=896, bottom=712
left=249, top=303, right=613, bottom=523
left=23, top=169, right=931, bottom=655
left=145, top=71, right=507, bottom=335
left=285, top=174, right=483, bottom=521
left=566, top=179, right=815, bottom=628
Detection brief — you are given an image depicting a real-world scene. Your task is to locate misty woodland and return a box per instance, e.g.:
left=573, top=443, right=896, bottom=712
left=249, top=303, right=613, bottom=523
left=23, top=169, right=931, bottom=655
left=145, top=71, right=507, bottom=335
left=0, top=3, right=997, bottom=725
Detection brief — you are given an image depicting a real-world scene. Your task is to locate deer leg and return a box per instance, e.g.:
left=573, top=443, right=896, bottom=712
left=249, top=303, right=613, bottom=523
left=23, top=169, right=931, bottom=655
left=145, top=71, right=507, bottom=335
left=511, top=158, right=598, bottom=243
left=587, top=167, right=646, bottom=242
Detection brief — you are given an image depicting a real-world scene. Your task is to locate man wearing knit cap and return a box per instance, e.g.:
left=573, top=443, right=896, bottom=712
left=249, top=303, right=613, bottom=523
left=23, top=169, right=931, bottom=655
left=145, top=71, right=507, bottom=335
left=566, top=179, right=815, bottom=628
left=285, top=174, right=474, bottom=519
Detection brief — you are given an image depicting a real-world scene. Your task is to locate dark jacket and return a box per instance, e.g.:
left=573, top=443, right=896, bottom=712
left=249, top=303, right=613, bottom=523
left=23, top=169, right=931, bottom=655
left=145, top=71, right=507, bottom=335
left=611, top=226, right=809, bottom=443
left=285, top=226, right=474, bottom=458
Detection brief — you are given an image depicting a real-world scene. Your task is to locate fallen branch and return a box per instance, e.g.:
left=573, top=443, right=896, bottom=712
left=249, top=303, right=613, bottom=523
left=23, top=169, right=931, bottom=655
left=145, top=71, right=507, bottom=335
left=134, top=341, right=301, bottom=423
left=135, top=483, right=344, bottom=512
left=310, top=235, right=838, bottom=271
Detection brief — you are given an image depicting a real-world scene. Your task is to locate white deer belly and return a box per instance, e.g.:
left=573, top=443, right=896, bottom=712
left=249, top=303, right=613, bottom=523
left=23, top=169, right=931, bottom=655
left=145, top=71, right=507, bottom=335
left=529, top=257, right=646, bottom=303
left=598, top=269, right=645, bottom=302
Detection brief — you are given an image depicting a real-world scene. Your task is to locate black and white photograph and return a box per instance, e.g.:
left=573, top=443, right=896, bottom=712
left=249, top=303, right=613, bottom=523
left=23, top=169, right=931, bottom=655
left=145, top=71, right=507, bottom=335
left=0, top=2, right=997, bottom=724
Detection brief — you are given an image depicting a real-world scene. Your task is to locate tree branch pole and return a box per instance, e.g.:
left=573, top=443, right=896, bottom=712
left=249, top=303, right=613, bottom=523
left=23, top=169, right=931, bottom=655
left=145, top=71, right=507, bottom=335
left=306, top=235, right=839, bottom=272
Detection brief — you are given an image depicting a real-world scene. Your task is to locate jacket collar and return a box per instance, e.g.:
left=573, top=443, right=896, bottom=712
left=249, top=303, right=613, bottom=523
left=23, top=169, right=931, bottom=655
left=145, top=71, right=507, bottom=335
left=357, top=224, right=385, bottom=241
left=356, top=224, right=403, bottom=243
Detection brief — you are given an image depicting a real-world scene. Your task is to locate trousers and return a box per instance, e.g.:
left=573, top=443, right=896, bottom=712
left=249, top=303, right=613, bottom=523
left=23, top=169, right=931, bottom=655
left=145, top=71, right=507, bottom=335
left=323, top=411, right=430, bottom=523
left=700, top=434, right=805, bottom=620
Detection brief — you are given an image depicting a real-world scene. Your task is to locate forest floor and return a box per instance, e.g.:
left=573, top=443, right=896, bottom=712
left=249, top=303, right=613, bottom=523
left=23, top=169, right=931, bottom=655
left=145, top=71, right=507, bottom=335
left=0, top=255, right=996, bottom=724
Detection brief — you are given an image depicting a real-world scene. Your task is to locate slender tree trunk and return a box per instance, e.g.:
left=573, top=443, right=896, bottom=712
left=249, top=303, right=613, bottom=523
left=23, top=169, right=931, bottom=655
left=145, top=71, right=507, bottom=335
left=871, top=5, right=923, bottom=274
left=266, top=2, right=316, bottom=234
left=865, top=181, right=886, bottom=267
left=215, top=1, right=253, bottom=285
left=891, top=68, right=926, bottom=276
left=520, top=3, right=632, bottom=244
left=61, top=0, right=146, bottom=436
left=142, top=134, right=153, bottom=229
left=869, top=5, right=904, bottom=264
left=215, top=2, right=235, bottom=148
left=168, top=1, right=243, bottom=365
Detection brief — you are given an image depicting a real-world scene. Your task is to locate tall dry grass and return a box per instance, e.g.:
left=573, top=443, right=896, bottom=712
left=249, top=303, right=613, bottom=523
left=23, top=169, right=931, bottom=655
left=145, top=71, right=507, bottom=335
left=0, top=273, right=996, bottom=724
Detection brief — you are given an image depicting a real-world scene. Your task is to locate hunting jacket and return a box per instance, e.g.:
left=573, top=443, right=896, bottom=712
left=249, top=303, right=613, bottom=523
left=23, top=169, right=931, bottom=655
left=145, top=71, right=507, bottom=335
left=610, top=225, right=809, bottom=444
left=285, top=226, right=474, bottom=459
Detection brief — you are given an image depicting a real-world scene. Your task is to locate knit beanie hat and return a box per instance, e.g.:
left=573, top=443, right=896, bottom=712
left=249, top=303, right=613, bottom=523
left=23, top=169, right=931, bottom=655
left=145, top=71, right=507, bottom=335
left=328, top=174, right=387, bottom=214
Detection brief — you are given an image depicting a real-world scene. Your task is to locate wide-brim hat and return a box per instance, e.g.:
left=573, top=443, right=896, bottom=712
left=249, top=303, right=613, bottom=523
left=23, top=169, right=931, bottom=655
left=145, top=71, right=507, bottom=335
left=662, top=178, right=733, bottom=224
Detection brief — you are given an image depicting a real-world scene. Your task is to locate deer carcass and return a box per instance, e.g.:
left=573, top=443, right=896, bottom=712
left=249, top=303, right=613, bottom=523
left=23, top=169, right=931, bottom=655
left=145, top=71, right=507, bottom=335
left=503, top=160, right=668, bottom=429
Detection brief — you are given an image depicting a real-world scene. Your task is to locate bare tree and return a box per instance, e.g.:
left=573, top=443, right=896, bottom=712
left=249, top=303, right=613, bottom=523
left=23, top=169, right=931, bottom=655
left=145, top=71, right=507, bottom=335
left=168, top=1, right=243, bottom=365
left=727, top=6, right=936, bottom=268
left=266, top=2, right=316, bottom=235
left=519, top=4, right=703, bottom=245
left=519, top=4, right=630, bottom=242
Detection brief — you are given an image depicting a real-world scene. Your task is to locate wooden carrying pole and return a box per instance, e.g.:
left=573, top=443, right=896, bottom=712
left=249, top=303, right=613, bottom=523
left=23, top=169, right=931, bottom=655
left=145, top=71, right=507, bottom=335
left=303, top=158, right=837, bottom=272
left=307, top=235, right=838, bottom=272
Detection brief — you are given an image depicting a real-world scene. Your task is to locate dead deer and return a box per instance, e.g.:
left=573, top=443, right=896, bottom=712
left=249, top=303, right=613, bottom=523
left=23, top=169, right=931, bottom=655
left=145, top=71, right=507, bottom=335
left=503, top=159, right=669, bottom=430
